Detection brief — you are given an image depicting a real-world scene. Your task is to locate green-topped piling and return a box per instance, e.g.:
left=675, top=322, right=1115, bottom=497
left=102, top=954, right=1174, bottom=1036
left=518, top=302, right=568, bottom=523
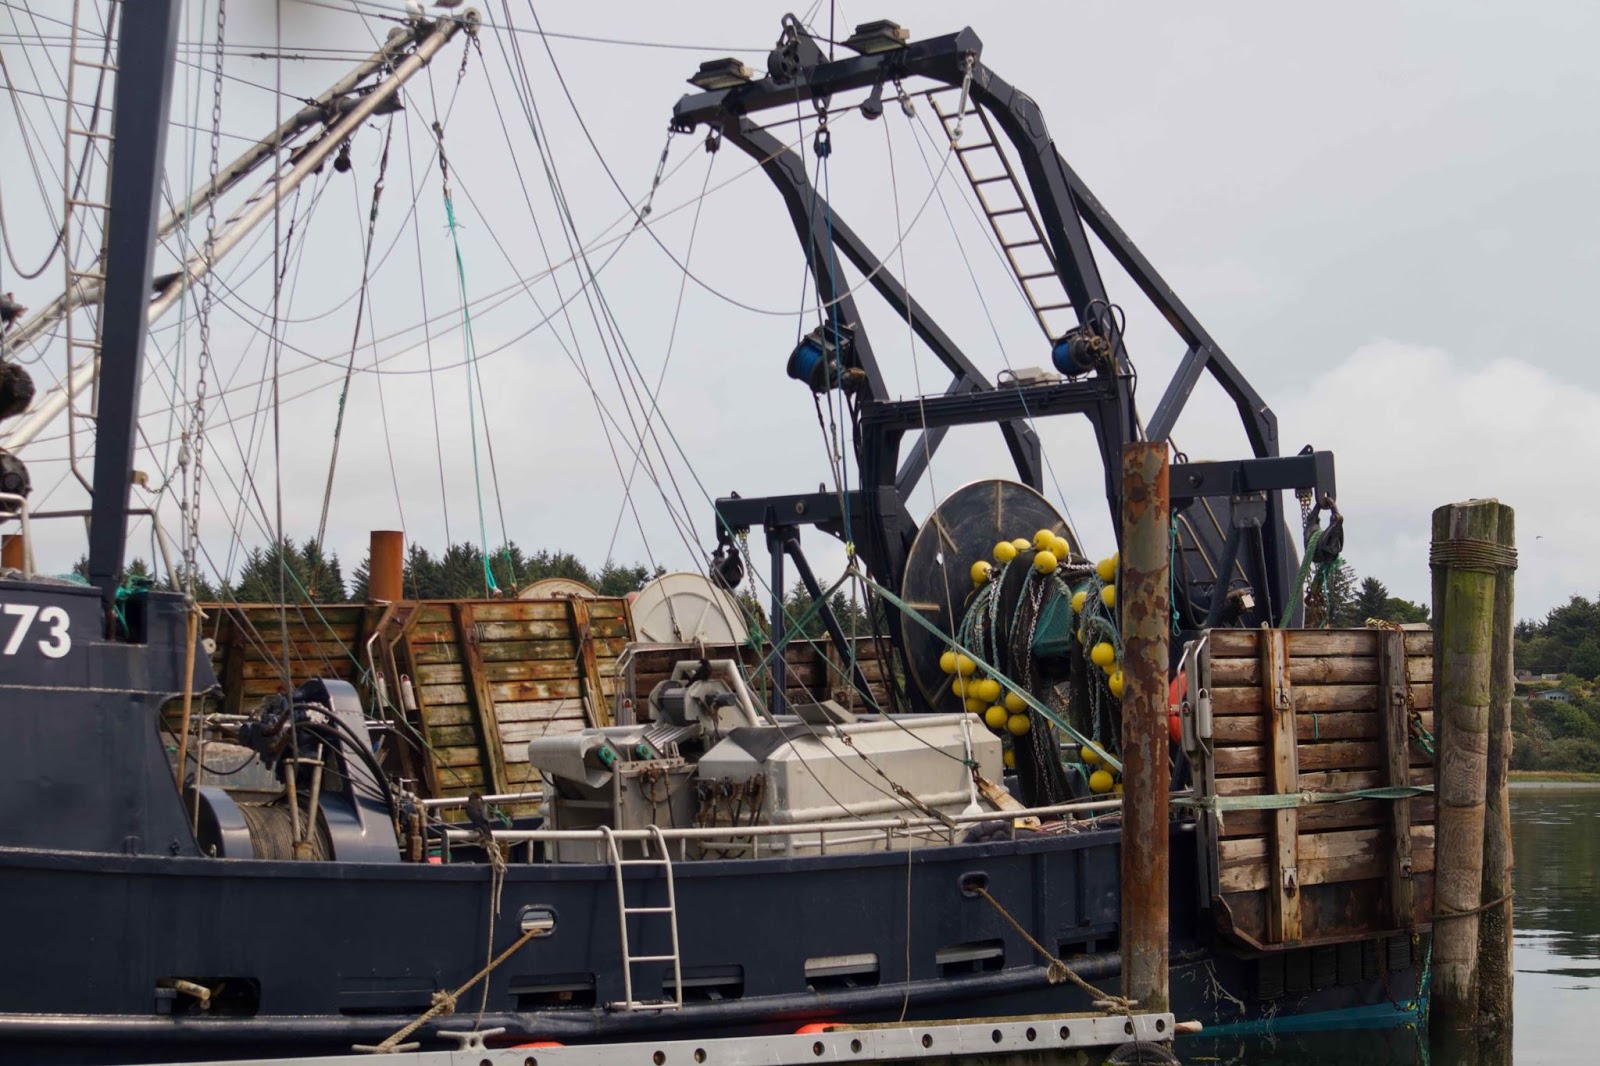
left=1429, top=498, right=1516, bottom=1053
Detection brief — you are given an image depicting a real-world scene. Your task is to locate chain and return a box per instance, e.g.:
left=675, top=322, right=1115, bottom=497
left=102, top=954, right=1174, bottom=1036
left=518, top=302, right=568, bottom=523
left=184, top=0, right=226, bottom=596
left=639, top=128, right=675, bottom=221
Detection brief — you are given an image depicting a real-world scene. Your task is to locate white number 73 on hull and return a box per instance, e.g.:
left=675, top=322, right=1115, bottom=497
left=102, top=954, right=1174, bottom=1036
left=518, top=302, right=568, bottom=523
left=2, top=603, right=72, bottom=659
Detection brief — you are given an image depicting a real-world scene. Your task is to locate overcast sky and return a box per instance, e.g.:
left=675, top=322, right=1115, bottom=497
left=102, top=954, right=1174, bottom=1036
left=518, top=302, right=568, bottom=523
left=2, top=0, right=1596, bottom=619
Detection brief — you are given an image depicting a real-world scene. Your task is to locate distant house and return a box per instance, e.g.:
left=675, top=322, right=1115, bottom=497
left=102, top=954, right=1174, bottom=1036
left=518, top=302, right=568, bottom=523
left=1534, top=690, right=1573, bottom=703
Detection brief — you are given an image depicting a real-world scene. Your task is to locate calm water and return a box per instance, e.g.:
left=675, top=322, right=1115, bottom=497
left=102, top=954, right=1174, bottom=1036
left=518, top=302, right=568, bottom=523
left=1172, top=784, right=1600, bottom=1064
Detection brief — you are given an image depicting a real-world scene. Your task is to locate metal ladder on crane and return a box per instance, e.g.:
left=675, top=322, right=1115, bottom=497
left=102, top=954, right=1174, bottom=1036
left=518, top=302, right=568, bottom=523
left=927, top=89, right=1076, bottom=343
left=601, top=824, right=684, bottom=1011
left=59, top=0, right=121, bottom=490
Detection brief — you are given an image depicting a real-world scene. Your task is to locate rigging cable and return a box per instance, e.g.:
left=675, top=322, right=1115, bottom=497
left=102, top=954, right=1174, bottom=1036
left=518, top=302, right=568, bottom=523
left=492, top=4, right=701, bottom=562
left=315, top=118, right=395, bottom=560
left=400, top=84, right=453, bottom=543
left=602, top=136, right=711, bottom=565
left=432, top=114, right=497, bottom=596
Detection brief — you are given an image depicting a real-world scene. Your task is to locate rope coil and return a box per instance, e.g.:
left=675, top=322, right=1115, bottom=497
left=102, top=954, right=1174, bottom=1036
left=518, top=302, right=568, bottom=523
left=1428, top=538, right=1518, bottom=573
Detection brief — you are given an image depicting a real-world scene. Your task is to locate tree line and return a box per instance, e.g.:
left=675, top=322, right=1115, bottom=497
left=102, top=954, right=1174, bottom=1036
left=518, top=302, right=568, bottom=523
left=80, top=539, right=662, bottom=603
left=1317, top=564, right=1430, bottom=626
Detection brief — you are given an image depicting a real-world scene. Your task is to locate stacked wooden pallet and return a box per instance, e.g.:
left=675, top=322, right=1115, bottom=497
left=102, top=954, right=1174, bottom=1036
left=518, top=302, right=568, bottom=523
left=1196, top=627, right=1436, bottom=950
left=203, top=603, right=368, bottom=711
left=200, top=598, right=630, bottom=812
left=404, top=599, right=628, bottom=801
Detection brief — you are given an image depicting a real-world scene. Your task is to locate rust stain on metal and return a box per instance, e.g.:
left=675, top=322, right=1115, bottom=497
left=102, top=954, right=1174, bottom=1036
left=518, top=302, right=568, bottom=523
left=1119, top=442, right=1171, bottom=1012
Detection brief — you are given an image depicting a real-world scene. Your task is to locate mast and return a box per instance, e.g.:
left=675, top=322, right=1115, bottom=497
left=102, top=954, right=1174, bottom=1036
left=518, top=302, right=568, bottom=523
left=0, top=16, right=469, bottom=453
left=85, top=0, right=181, bottom=606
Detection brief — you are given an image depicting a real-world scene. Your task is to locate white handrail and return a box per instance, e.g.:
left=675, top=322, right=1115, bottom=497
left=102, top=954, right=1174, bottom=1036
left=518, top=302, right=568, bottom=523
left=442, top=794, right=1135, bottom=846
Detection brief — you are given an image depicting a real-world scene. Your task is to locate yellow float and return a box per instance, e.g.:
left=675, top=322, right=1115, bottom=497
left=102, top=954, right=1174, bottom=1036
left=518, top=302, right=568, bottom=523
left=1096, top=553, right=1118, bottom=582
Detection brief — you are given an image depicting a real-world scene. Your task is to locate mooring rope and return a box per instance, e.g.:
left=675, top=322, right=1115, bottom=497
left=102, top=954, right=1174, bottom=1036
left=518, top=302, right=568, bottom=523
left=969, top=884, right=1136, bottom=1015
left=356, top=914, right=538, bottom=1055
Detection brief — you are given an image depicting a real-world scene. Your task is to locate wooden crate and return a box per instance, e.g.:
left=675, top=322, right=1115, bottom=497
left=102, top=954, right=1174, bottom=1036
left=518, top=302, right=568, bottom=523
left=201, top=597, right=634, bottom=815
left=1193, top=627, right=1436, bottom=951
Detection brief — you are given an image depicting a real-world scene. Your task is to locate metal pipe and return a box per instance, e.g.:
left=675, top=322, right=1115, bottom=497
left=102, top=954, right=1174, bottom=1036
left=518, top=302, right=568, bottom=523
left=421, top=790, right=546, bottom=809
left=154, top=25, right=429, bottom=238
left=368, top=529, right=405, bottom=601
left=0, top=20, right=432, bottom=366
left=1, top=14, right=470, bottom=452
left=781, top=533, right=876, bottom=709
left=767, top=527, right=788, bottom=715
left=1119, top=441, right=1171, bottom=1013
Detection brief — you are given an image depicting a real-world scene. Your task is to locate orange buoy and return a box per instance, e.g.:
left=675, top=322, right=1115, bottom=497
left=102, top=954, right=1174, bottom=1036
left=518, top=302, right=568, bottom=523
left=796, top=1022, right=843, bottom=1034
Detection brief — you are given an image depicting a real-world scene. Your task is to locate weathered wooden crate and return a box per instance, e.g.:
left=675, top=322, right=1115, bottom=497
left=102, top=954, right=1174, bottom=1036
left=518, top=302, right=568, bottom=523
left=200, top=597, right=633, bottom=813
left=1192, top=627, right=1436, bottom=951
left=621, top=635, right=895, bottom=719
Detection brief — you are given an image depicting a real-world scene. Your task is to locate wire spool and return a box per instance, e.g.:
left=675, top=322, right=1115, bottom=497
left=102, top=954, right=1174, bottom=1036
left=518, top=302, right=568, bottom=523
left=630, top=572, right=747, bottom=645
left=900, top=480, right=1079, bottom=713
left=517, top=577, right=598, bottom=600
left=238, top=800, right=331, bottom=861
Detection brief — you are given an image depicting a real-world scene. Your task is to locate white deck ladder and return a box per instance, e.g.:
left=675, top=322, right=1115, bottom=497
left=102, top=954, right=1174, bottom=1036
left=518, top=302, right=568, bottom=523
left=601, top=824, right=684, bottom=1011
left=60, top=0, right=121, bottom=489
left=927, top=88, right=1076, bottom=342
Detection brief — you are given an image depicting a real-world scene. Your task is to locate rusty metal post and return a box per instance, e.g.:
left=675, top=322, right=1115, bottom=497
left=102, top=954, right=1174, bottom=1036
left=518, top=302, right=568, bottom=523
left=1120, top=442, right=1170, bottom=1012
left=369, top=530, right=404, bottom=602
left=0, top=533, right=22, bottom=571
left=1429, top=499, right=1501, bottom=1046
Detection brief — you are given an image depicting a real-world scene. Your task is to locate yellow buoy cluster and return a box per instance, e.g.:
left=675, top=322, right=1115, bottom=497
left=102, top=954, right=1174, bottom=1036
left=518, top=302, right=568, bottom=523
left=1078, top=741, right=1122, bottom=794
left=1074, top=552, right=1122, bottom=691
left=972, top=527, right=1073, bottom=586
left=940, top=652, right=1033, bottom=740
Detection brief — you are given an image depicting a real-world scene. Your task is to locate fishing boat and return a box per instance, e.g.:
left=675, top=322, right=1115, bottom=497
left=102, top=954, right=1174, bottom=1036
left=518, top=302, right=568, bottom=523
left=0, top=6, right=1436, bottom=1063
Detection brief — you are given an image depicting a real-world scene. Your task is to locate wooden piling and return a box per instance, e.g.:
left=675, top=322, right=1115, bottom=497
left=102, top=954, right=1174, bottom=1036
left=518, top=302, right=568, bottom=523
left=369, top=530, right=404, bottom=602
left=1428, top=499, right=1502, bottom=1039
left=1478, top=503, right=1516, bottom=1031
left=1119, top=442, right=1170, bottom=1012
left=0, top=533, right=22, bottom=571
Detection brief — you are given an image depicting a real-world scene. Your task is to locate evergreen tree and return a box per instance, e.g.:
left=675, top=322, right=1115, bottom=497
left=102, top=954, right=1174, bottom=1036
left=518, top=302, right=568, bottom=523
left=1381, top=596, right=1429, bottom=625
left=1353, top=577, right=1390, bottom=623
left=523, top=548, right=592, bottom=587
left=1326, top=562, right=1360, bottom=627
left=233, top=539, right=346, bottom=604
left=595, top=560, right=662, bottom=596
left=781, top=580, right=871, bottom=640
left=299, top=538, right=348, bottom=603
left=1571, top=638, right=1600, bottom=682
left=1516, top=594, right=1600, bottom=675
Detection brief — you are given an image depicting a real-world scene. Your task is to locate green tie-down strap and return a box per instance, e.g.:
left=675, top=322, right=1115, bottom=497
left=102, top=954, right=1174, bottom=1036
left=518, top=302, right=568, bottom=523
left=1175, top=783, right=1435, bottom=816
left=855, top=566, right=1123, bottom=774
